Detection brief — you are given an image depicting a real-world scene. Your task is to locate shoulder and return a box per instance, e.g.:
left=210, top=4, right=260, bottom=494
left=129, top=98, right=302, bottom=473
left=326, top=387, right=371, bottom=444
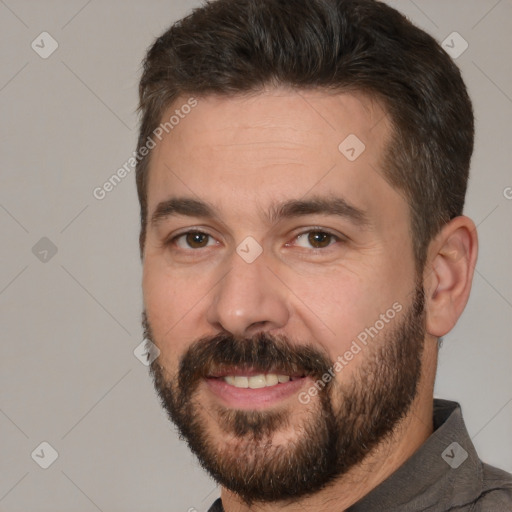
left=470, top=463, right=512, bottom=511
left=207, top=498, right=224, bottom=512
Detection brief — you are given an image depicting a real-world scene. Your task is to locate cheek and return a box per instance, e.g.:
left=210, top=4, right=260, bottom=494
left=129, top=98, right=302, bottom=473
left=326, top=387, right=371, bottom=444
left=280, top=268, right=369, bottom=362
left=282, top=263, right=406, bottom=366
left=142, top=260, right=207, bottom=367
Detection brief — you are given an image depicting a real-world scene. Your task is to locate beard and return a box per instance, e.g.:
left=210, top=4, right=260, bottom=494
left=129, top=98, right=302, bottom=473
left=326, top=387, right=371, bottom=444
left=144, top=283, right=426, bottom=505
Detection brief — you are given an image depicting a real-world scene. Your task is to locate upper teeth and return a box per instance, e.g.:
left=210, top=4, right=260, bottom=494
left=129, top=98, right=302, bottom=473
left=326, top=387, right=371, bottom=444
left=224, top=374, right=291, bottom=389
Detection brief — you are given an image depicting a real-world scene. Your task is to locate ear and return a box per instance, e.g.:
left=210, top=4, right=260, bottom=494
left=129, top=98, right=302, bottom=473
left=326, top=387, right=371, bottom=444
left=423, top=216, right=478, bottom=337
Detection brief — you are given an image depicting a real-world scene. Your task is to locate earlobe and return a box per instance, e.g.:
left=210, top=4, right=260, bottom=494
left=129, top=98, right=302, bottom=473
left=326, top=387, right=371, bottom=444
left=424, top=216, right=478, bottom=337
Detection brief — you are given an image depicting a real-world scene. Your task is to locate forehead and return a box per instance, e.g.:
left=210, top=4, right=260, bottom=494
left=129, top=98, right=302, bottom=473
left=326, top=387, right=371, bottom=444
left=158, top=88, right=388, bottom=158
left=145, top=88, right=405, bottom=229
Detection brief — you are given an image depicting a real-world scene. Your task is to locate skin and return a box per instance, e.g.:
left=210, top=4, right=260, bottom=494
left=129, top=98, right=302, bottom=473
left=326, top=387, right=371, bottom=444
left=141, top=88, right=478, bottom=511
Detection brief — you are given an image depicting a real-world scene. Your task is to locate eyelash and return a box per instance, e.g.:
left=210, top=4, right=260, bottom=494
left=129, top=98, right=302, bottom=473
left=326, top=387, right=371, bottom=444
left=170, top=230, right=218, bottom=250
left=166, top=228, right=344, bottom=251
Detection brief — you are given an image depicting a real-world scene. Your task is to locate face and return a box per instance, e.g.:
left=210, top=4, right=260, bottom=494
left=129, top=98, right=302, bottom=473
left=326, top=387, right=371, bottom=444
left=142, top=89, right=426, bottom=503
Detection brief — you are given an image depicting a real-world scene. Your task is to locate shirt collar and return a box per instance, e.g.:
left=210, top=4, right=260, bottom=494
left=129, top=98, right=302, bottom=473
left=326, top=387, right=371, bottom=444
left=347, top=399, right=483, bottom=512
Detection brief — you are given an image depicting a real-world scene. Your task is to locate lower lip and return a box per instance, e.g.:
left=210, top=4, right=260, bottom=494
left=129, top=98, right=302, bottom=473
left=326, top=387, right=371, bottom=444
left=205, top=377, right=309, bottom=410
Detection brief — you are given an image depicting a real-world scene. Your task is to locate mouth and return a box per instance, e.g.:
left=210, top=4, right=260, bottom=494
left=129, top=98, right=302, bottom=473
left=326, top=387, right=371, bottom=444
left=213, top=372, right=305, bottom=388
left=205, top=368, right=310, bottom=409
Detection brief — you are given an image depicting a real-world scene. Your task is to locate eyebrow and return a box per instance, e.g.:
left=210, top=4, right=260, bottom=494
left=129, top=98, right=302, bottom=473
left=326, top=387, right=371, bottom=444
left=150, top=197, right=217, bottom=227
left=269, top=196, right=370, bottom=228
left=150, top=196, right=370, bottom=229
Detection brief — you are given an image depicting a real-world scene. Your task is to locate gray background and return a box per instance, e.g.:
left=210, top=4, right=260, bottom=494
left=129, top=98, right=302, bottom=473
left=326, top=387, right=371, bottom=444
left=0, top=1, right=511, bottom=511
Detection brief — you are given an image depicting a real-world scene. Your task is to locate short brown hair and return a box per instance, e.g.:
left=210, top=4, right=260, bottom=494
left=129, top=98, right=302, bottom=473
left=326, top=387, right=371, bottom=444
left=136, top=0, right=474, bottom=270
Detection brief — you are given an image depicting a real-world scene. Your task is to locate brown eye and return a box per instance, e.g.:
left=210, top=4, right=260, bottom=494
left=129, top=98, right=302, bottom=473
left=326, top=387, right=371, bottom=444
left=185, top=232, right=210, bottom=248
left=307, top=231, right=333, bottom=248
left=293, top=230, right=339, bottom=250
left=172, top=232, right=214, bottom=250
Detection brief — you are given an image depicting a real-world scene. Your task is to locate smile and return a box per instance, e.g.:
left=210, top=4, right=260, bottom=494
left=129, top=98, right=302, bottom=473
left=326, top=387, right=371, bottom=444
left=205, top=370, right=309, bottom=409
left=222, top=373, right=304, bottom=388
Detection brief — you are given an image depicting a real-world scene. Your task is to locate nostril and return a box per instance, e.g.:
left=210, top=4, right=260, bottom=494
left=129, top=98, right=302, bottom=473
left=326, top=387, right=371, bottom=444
left=247, top=320, right=269, bottom=331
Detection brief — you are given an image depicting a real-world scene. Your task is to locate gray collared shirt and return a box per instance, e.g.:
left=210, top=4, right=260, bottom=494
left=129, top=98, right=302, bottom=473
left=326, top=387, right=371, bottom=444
left=208, top=399, right=512, bottom=511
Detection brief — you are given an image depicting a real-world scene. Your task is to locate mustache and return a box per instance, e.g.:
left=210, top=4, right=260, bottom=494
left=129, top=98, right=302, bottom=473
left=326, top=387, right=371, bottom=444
left=149, top=329, right=334, bottom=392
left=142, top=311, right=334, bottom=390
left=185, top=332, right=331, bottom=375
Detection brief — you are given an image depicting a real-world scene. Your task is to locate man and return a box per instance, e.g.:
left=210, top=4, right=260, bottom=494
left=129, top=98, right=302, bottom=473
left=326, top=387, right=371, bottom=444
left=135, top=0, right=512, bottom=510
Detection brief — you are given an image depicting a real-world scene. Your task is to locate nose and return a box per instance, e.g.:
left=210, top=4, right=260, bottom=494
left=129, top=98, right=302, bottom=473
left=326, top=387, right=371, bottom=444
left=206, top=249, right=290, bottom=338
